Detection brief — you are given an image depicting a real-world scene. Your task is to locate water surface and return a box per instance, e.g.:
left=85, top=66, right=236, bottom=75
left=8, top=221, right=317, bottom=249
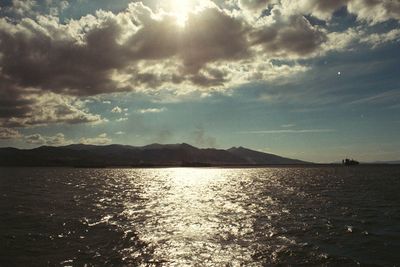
left=1, top=166, right=399, bottom=266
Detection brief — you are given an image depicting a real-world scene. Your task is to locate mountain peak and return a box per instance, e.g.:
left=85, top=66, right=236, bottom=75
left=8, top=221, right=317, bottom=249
left=228, top=146, right=247, bottom=151
left=142, top=143, right=197, bottom=150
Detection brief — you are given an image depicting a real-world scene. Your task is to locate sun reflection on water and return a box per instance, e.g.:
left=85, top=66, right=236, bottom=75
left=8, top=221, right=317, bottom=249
left=123, top=168, right=260, bottom=265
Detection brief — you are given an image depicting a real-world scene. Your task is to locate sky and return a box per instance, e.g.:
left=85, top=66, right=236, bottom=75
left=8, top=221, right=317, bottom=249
left=0, top=0, right=399, bottom=163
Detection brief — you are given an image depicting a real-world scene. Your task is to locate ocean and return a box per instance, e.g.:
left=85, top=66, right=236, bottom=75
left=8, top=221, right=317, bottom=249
left=1, top=166, right=399, bottom=266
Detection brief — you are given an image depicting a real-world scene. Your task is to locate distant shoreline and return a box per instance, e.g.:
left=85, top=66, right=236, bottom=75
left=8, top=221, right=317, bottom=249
left=1, top=163, right=399, bottom=168
left=1, top=144, right=398, bottom=168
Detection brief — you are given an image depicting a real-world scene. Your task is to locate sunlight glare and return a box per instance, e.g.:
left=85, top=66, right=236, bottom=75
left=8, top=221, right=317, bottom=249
left=168, top=0, right=192, bottom=27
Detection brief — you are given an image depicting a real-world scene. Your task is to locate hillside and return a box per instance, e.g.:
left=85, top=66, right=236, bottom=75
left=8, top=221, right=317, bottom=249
left=0, top=143, right=310, bottom=167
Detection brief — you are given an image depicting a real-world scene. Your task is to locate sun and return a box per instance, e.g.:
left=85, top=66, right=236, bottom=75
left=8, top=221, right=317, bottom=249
left=167, top=0, right=192, bottom=27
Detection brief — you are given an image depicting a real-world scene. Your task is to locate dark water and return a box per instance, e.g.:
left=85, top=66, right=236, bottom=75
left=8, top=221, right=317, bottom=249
left=0, top=166, right=399, bottom=266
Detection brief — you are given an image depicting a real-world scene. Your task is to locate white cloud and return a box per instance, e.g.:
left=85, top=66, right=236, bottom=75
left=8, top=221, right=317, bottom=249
left=137, top=107, right=167, bottom=114
left=239, top=129, right=336, bottom=134
left=111, top=106, right=123, bottom=113
left=9, top=0, right=36, bottom=16
left=347, top=0, right=400, bottom=24
left=25, top=134, right=45, bottom=145
left=25, top=133, right=72, bottom=146
left=281, top=124, right=295, bottom=128
left=324, top=27, right=400, bottom=53
left=79, top=133, right=112, bottom=145
left=116, top=117, right=128, bottom=122
left=360, top=29, right=400, bottom=48
left=0, top=127, right=22, bottom=140
left=347, top=89, right=400, bottom=105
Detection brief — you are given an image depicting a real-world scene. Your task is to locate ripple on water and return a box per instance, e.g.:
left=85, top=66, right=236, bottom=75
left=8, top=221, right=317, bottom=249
left=0, top=166, right=400, bottom=265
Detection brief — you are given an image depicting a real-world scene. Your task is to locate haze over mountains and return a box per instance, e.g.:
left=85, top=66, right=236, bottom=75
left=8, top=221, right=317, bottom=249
left=0, top=143, right=309, bottom=167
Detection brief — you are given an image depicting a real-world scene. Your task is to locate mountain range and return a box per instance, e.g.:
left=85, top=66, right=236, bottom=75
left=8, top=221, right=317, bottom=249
left=0, top=143, right=309, bottom=167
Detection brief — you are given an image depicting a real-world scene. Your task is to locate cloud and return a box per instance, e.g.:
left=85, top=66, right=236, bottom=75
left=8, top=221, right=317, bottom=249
left=238, top=0, right=275, bottom=13
left=0, top=12, right=126, bottom=97
left=347, top=0, right=400, bottom=24
left=111, top=106, right=123, bottom=113
left=2, top=0, right=70, bottom=18
left=137, top=107, right=167, bottom=114
left=22, top=132, right=116, bottom=146
left=0, top=127, right=22, bottom=140
left=48, top=0, right=69, bottom=16
left=281, top=0, right=400, bottom=24
left=281, top=0, right=349, bottom=21
left=323, top=26, right=400, bottom=54
left=0, top=0, right=398, bottom=131
left=181, top=7, right=251, bottom=72
left=347, top=89, right=400, bottom=105
left=0, top=2, right=327, bottom=100
left=8, top=0, right=36, bottom=16
left=0, top=92, right=105, bottom=127
left=359, top=29, right=400, bottom=48
left=239, top=129, right=336, bottom=134
left=116, top=117, right=128, bottom=122
left=115, top=131, right=125, bottom=135
left=25, top=134, right=46, bottom=145
left=25, top=133, right=72, bottom=145
left=250, top=7, right=327, bottom=58
left=79, top=133, right=112, bottom=145
left=0, top=82, right=35, bottom=119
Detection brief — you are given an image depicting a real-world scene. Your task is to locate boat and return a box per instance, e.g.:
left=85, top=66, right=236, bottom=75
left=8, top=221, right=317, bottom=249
left=342, top=158, right=359, bottom=166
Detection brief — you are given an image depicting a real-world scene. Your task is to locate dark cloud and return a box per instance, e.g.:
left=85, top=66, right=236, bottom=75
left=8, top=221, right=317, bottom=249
left=251, top=8, right=327, bottom=57
left=189, top=67, right=228, bottom=87
left=0, top=92, right=105, bottom=127
left=283, top=0, right=400, bottom=23
left=0, top=15, right=126, bottom=96
left=0, top=81, right=34, bottom=118
left=181, top=7, right=251, bottom=73
left=126, top=13, right=179, bottom=61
